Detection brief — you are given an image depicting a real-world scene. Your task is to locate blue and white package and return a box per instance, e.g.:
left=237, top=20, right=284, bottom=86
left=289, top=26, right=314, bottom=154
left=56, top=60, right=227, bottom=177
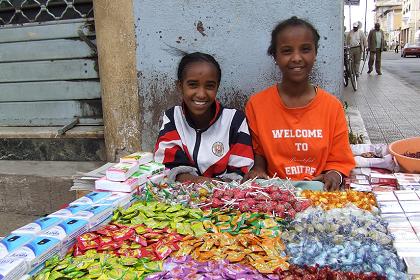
left=72, top=204, right=113, bottom=229
left=0, top=234, right=34, bottom=259
left=99, top=192, right=133, bottom=208
left=48, top=204, right=89, bottom=218
left=41, top=218, right=88, bottom=255
left=7, top=237, right=60, bottom=271
left=12, top=216, right=62, bottom=235
left=0, top=258, right=27, bottom=280
left=69, top=191, right=112, bottom=206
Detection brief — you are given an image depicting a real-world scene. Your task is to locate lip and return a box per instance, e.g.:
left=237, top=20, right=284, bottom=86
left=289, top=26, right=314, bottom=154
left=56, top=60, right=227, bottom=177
left=192, top=100, right=208, bottom=106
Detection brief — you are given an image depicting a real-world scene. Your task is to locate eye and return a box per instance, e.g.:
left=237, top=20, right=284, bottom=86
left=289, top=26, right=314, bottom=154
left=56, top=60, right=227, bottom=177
left=205, top=82, right=217, bottom=90
left=186, top=81, right=198, bottom=88
left=301, top=45, right=313, bottom=53
left=280, top=48, right=292, bottom=54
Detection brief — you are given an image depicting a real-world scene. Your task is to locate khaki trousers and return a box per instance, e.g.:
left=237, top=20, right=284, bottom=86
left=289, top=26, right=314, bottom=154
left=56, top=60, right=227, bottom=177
left=368, top=49, right=382, bottom=73
left=350, top=47, right=362, bottom=75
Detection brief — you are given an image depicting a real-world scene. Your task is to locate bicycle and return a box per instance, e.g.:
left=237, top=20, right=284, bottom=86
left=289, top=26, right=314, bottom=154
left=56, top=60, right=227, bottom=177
left=343, top=46, right=357, bottom=91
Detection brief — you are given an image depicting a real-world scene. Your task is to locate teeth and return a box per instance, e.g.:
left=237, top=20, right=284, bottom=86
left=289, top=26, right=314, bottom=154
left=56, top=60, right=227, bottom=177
left=193, top=101, right=207, bottom=105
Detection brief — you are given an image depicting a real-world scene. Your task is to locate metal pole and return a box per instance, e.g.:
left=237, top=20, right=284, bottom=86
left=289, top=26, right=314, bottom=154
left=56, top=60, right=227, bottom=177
left=349, top=2, right=352, bottom=29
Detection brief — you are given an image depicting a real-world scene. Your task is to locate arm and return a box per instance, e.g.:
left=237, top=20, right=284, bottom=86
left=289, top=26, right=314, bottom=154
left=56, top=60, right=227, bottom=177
left=242, top=154, right=269, bottom=182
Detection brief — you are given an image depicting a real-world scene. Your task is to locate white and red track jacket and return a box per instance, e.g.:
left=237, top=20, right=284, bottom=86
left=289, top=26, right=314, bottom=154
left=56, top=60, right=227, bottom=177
left=154, top=101, right=254, bottom=181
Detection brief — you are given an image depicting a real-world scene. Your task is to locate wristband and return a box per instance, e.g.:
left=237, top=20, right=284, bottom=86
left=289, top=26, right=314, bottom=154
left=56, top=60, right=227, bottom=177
left=326, top=170, right=343, bottom=186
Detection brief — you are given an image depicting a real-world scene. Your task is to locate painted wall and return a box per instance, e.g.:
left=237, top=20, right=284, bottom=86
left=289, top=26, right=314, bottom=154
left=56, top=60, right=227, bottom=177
left=134, top=0, right=344, bottom=150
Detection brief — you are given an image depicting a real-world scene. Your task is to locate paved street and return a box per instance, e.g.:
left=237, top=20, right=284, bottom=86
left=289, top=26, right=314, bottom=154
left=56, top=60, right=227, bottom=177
left=343, top=51, right=420, bottom=144
left=381, top=51, right=420, bottom=90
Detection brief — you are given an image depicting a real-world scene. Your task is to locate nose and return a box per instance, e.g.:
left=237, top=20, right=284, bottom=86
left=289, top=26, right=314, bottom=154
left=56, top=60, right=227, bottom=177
left=195, top=86, right=206, bottom=98
left=291, top=51, right=303, bottom=63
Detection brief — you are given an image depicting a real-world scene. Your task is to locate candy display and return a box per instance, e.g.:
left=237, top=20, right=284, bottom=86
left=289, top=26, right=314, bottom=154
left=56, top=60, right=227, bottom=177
left=301, top=190, right=377, bottom=211
left=276, top=264, right=386, bottom=279
left=34, top=251, right=162, bottom=280
left=145, top=256, right=276, bottom=279
left=201, top=208, right=287, bottom=236
left=283, top=206, right=407, bottom=279
left=173, top=232, right=289, bottom=273
left=72, top=224, right=183, bottom=261
left=210, top=183, right=311, bottom=219
left=111, top=201, right=206, bottom=236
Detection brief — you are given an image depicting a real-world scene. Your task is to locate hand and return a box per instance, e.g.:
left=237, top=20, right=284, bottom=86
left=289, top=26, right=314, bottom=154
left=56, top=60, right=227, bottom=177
left=242, top=168, right=269, bottom=183
left=312, top=170, right=343, bottom=191
left=176, top=173, right=213, bottom=184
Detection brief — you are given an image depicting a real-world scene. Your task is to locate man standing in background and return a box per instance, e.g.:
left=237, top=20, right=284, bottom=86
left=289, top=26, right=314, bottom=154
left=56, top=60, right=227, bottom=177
left=346, top=22, right=367, bottom=77
left=367, top=23, right=386, bottom=75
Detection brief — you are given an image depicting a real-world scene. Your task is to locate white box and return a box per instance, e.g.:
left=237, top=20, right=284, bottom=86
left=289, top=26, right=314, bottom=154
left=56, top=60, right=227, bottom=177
left=8, top=237, right=60, bottom=271
left=99, top=192, right=134, bottom=208
left=378, top=201, right=404, bottom=214
left=374, top=191, right=398, bottom=202
left=69, top=191, right=112, bottom=206
left=404, top=256, right=420, bottom=275
left=48, top=204, right=89, bottom=219
left=72, top=204, right=113, bottom=229
left=394, top=242, right=420, bottom=257
left=138, top=162, right=165, bottom=175
left=120, top=152, right=153, bottom=165
left=0, top=258, right=28, bottom=280
left=0, top=234, right=34, bottom=259
left=388, top=227, right=419, bottom=243
left=394, top=190, right=419, bottom=201
left=106, top=162, right=139, bottom=182
left=12, top=216, right=62, bottom=235
left=95, top=177, right=138, bottom=193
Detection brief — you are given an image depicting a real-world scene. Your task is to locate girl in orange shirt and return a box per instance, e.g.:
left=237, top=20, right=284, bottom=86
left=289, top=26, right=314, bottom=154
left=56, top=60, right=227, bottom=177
left=244, top=17, right=355, bottom=190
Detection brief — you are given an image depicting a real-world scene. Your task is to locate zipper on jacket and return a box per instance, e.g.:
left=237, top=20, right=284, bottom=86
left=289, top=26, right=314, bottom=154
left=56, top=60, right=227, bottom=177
left=193, top=129, right=202, bottom=175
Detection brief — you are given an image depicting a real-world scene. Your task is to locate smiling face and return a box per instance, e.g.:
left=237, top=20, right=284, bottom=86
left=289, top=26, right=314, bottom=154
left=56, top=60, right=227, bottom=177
left=178, top=61, right=219, bottom=126
left=274, top=25, right=317, bottom=84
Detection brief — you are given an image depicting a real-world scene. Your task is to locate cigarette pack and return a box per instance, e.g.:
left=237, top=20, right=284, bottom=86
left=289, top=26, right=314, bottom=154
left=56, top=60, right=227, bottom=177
left=120, top=152, right=153, bottom=165
left=95, top=177, right=138, bottom=193
left=41, top=218, right=88, bottom=257
left=7, top=237, right=60, bottom=271
left=0, top=234, right=34, bottom=259
left=404, top=256, right=420, bottom=275
left=106, top=162, right=139, bottom=182
left=400, top=201, right=420, bottom=213
left=12, top=216, right=62, bottom=235
left=48, top=204, right=89, bottom=219
left=388, top=226, right=419, bottom=242
left=72, top=204, right=113, bottom=229
left=394, top=190, right=419, bottom=201
left=378, top=201, right=404, bottom=214
left=139, top=162, right=165, bottom=175
left=69, top=191, right=112, bottom=206
left=369, top=172, right=397, bottom=186
left=0, top=258, right=27, bottom=280
left=382, top=214, right=411, bottom=227
left=393, top=242, right=420, bottom=257
left=374, top=191, right=397, bottom=202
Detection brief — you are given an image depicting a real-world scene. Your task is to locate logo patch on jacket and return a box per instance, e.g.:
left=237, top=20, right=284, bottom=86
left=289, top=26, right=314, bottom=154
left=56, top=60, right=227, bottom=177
left=212, top=142, right=224, bottom=157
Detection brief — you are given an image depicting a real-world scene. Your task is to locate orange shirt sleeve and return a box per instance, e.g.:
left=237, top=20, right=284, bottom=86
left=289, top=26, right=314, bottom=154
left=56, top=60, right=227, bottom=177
left=245, top=99, right=265, bottom=156
left=324, top=101, right=356, bottom=176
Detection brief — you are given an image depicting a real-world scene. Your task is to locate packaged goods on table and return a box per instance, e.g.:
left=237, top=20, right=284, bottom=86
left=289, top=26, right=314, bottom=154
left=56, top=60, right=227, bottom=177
left=72, top=224, right=183, bottom=261
left=200, top=208, right=287, bottom=236
left=301, top=190, right=377, bottom=212
left=106, top=162, right=139, bottom=182
left=210, top=184, right=311, bottom=219
left=141, top=181, right=214, bottom=208
left=173, top=232, right=289, bottom=274
left=120, top=151, right=154, bottom=165
left=276, top=264, right=386, bottom=279
left=0, top=233, right=35, bottom=259
left=282, top=206, right=406, bottom=279
left=34, top=250, right=162, bottom=280
left=111, top=201, right=206, bottom=236
left=145, top=256, right=276, bottom=280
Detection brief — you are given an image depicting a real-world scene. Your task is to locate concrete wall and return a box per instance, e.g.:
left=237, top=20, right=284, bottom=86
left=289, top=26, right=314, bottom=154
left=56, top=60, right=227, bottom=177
left=134, top=0, right=344, bottom=151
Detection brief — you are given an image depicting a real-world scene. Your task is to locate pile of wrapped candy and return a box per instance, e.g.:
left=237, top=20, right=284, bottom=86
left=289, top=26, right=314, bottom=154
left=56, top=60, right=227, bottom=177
left=29, top=178, right=413, bottom=280
left=301, top=190, right=377, bottom=211
left=72, top=224, right=183, bottom=260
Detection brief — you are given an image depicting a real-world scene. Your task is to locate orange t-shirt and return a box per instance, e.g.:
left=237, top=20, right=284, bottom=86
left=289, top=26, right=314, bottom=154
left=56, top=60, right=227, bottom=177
left=245, top=85, right=355, bottom=180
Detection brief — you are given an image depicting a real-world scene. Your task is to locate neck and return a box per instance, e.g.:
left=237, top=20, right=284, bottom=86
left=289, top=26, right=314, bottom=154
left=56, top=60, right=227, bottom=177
left=278, top=81, right=315, bottom=108
left=280, top=80, right=312, bottom=97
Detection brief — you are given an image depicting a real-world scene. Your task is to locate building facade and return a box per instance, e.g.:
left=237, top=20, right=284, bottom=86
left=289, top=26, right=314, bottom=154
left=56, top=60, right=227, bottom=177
left=401, top=0, right=420, bottom=44
left=375, top=0, right=403, bottom=47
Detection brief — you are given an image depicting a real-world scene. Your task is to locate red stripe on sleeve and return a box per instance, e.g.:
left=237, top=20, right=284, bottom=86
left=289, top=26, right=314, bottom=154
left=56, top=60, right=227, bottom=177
left=230, top=143, right=254, bottom=160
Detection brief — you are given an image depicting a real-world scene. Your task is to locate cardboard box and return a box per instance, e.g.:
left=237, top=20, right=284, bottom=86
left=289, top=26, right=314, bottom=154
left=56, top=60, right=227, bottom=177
left=12, top=217, right=62, bottom=235
left=99, top=192, right=135, bottom=208
left=138, top=162, right=165, bottom=175
left=8, top=237, right=60, bottom=272
left=106, top=162, right=139, bottom=182
left=0, top=258, right=27, bottom=280
left=120, top=152, right=153, bottom=165
left=69, top=191, right=112, bottom=206
left=95, top=177, right=139, bottom=193
left=72, top=204, right=113, bottom=229
left=48, top=204, right=89, bottom=219
left=378, top=201, right=404, bottom=214
left=0, top=234, right=34, bottom=259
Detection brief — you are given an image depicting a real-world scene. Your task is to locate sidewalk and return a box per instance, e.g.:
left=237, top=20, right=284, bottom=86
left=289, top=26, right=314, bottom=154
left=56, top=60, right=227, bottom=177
left=343, top=69, right=420, bottom=144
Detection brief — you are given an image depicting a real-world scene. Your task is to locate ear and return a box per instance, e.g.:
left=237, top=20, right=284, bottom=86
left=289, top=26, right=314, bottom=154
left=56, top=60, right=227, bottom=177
left=176, top=80, right=182, bottom=93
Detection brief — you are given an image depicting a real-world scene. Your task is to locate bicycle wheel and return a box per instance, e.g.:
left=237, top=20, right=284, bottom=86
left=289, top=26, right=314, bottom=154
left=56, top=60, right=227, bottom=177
left=343, top=69, right=348, bottom=87
left=348, top=59, right=357, bottom=91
